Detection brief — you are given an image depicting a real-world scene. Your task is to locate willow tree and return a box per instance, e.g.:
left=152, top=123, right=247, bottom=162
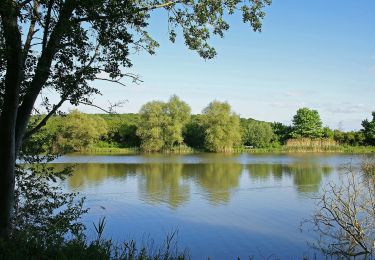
left=202, top=101, right=241, bottom=152
left=137, top=95, right=191, bottom=151
left=0, top=0, right=271, bottom=238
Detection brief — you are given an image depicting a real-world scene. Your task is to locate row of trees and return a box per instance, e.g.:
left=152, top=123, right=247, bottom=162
left=34, top=97, right=375, bottom=153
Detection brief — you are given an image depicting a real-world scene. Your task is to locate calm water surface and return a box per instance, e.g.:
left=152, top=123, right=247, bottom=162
left=52, top=153, right=363, bottom=259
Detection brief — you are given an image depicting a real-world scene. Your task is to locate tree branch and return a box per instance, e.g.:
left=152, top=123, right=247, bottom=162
left=15, top=0, right=76, bottom=153
left=24, top=96, right=65, bottom=139
left=22, top=0, right=38, bottom=67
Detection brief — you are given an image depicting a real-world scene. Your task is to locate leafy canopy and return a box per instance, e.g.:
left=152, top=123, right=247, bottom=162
left=241, top=119, right=275, bottom=148
left=361, top=112, right=375, bottom=146
left=291, top=107, right=323, bottom=139
left=137, top=95, right=191, bottom=151
left=49, top=110, right=108, bottom=152
left=202, top=101, right=241, bottom=152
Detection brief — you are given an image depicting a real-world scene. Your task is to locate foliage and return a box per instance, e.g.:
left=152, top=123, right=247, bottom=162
left=50, top=110, right=108, bottom=153
left=163, top=95, right=192, bottom=148
left=137, top=101, right=166, bottom=152
left=183, top=115, right=206, bottom=149
left=362, top=112, right=375, bottom=145
left=99, top=113, right=141, bottom=148
left=333, top=130, right=365, bottom=146
left=241, top=119, right=276, bottom=148
left=26, top=106, right=375, bottom=154
left=0, top=228, right=189, bottom=260
left=137, top=96, right=191, bottom=152
left=201, top=101, right=241, bottom=152
left=291, top=108, right=323, bottom=139
left=271, top=122, right=292, bottom=144
left=13, top=162, right=87, bottom=246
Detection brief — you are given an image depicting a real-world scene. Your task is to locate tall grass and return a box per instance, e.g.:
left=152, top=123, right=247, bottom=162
left=285, top=138, right=341, bottom=152
left=0, top=218, right=189, bottom=260
left=81, top=147, right=140, bottom=154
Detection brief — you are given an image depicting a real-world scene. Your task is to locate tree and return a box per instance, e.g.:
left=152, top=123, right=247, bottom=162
left=163, top=95, right=191, bottom=149
left=201, top=101, right=241, bottom=152
left=0, top=0, right=271, bottom=237
left=241, top=119, right=275, bottom=148
left=137, top=101, right=166, bottom=152
left=183, top=114, right=206, bottom=149
left=271, top=122, right=292, bottom=144
left=361, top=112, right=375, bottom=145
left=291, top=108, right=323, bottom=139
left=51, top=110, right=108, bottom=152
left=136, top=96, right=191, bottom=151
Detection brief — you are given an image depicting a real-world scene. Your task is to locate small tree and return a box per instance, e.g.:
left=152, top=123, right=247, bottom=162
left=163, top=95, right=191, bottom=149
left=362, top=112, right=375, bottom=145
left=241, top=119, right=275, bottom=148
left=271, top=122, right=293, bottom=144
left=137, top=101, right=166, bottom=152
left=305, top=160, right=375, bottom=258
left=201, top=101, right=241, bottom=152
left=291, top=107, right=323, bottom=139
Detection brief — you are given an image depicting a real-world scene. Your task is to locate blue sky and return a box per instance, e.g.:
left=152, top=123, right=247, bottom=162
left=63, top=0, right=375, bottom=130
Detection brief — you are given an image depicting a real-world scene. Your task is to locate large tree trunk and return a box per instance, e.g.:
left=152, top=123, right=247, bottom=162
left=0, top=117, right=17, bottom=240
left=0, top=1, right=22, bottom=240
left=0, top=0, right=76, bottom=239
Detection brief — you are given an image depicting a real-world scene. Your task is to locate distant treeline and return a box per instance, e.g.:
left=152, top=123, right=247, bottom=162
left=27, top=96, right=375, bottom=153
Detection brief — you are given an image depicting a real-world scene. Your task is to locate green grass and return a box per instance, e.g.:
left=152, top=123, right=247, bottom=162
left=80, top=147, right=140, bottom=154
left=79, top=142, right=375, bottom=155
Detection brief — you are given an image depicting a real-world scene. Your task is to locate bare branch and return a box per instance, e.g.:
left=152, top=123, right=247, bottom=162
left=65, top=98, right=126, bottom=114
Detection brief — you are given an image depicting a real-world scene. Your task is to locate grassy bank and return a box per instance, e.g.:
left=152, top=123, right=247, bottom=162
left=80, top=145, right=199, bottom=155
left=78, top=145, right=375, bottom=155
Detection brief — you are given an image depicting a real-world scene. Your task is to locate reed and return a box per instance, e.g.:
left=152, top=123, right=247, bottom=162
left=285, top=138, right=341, bottom=152
left=81, top=147, right=139, bottom=154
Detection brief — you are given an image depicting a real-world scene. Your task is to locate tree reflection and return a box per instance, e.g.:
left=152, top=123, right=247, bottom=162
left=52, top=163, right=133, bottom=189
left=184, top=163, right=243, bottom=205
left=248, top=163, right=333, bottom=193
left=137, top=163, right=189, bottom=209
left=284, top=164, right=332, bottom=193
left=56, top=158, right=334, bottom=208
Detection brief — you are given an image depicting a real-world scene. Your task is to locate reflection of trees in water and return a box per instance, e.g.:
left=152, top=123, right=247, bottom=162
left=285, top=164, right=332, bottom=193
left=60, top=162, right=243, bottom=207
left=248, top=163, right=333, bottom=193
left=53, top=163, right=133, bottom=189
left=183, top=163, right=242, bottom=205
left=247, top=164, right=283, bottom=181
left=58, top=160, right=335, bottom=208
left=137, top=163, right=189, bottom=209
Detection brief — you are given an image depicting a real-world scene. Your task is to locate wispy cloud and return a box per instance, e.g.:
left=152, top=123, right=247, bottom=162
left=324, top=103, right=367, bottom=114
left=270, top=101, right=307, bottom=108
left=283, top=89, right=316, bottom=98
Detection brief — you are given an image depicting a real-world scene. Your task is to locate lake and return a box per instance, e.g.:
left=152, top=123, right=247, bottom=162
left=51, top=153, right=363, bottom=259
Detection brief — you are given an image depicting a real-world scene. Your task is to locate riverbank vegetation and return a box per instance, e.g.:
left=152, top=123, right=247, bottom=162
left=29, top=97, right=375, bottom=154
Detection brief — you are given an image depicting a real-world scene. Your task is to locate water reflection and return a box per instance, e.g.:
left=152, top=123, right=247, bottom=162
left=184, top=163, right=242, bottom=205
left=137, top=164, right=190, bottom=209
left=54, top=160, right=335, bottom=208
left=247, top=163, right=333, bottom=193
